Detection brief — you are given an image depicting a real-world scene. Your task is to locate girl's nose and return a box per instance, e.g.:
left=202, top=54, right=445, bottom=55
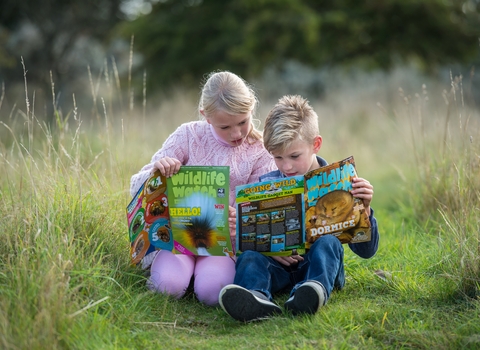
left=231, top=127, right=241, bottom=139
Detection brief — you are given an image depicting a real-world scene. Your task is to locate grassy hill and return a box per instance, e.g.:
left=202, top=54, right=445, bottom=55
left=1, top=66, right=479, bottom=349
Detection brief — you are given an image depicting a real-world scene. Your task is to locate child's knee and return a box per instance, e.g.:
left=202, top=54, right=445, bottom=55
left=194, top=277, right=228, bottom=306
left=236, top=250, right=264, bottom=266
left=148, top=271, right=190, bottom=299
left=194, top=257, right=235, bottom=306
left=312, top=235, right=342, bottom=252
left=148, top=251, right=194, bottom=298
left=195, top=286, right=220, bottom=306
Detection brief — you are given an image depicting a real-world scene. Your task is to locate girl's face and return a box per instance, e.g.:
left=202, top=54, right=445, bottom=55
left=206, top=110, right=252, bottom=147
left=270, top=137, right=322, bottom=177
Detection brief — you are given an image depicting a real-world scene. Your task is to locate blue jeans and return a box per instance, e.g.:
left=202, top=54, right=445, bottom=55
left=234, top=235, right=345, bottom=300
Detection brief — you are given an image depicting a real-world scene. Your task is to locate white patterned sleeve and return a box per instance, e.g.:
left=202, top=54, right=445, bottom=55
left=247, top=148, right=276, bottom=184
left=129, top=124, right=189, bottom=197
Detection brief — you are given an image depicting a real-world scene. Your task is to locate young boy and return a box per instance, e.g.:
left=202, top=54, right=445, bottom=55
left=219, top=95, right=379, bottom=322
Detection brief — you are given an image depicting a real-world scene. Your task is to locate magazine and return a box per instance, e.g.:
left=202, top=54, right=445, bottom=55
left=235, top=156, right=371, bottom=256
left=126, top=166, right=234, bottom=268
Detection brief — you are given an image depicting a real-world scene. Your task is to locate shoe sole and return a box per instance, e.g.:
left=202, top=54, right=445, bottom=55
left=219, top=286, right=281, bottom=322
left=285, top=283, right=325, bottom=315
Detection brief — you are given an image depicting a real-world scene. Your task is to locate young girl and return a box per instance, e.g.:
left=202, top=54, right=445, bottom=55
left=129, top=71, right=276, bottom=306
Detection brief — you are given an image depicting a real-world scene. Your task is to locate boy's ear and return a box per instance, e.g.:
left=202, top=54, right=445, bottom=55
left=313, top=135, right=322, bottom=153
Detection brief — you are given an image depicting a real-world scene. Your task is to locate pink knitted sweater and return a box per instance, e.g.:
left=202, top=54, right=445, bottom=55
left=130, top=121, right=276, bottom=206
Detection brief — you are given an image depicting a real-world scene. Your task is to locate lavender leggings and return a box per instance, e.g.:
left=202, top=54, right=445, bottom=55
left=148, top=250, right=236, bottom=306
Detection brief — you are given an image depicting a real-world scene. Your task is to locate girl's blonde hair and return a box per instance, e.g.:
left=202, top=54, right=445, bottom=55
left=199, top=71, right=262, bottom=142
left=263, top=95, right=319, bottom=153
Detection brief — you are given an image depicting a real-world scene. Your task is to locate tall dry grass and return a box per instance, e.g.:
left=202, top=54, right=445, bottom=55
left=398, top=72, right=480, bottom=299
left=0, top=59, right=479, bottom=348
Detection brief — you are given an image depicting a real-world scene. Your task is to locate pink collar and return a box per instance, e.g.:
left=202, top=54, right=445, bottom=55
left=209, top=124, right=233, bottom=147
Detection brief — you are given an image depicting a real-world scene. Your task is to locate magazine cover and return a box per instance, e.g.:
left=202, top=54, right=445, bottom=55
left=126, top=170, right=171, bottom=268
left=304, top=156, right=371, bottom=248
left=235, top=176, right=306, bottom=256
left=234, top=155, right=371, bottom=256
left=166, top=166, right=233, bottom=257
left=126, top=166, right=234, bottom=268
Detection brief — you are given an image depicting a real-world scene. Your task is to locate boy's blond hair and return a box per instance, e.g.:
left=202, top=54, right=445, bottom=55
left=263, top=95, right=319, bottom=152
left=199, top=71, right=262, bottom=142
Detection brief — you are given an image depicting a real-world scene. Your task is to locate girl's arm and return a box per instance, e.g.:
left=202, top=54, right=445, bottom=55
left=130, top=124, right=189, bottom=197
left=246, top=148, right=277, bottom=184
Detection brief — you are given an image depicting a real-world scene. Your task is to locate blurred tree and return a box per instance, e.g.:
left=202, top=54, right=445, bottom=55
left=119, top=0, right=480, bottom=90
left=306, top=0, right=480, bottom=69
left=119, top=0, right=322, bottom=88
left=0, top=0, right=124, bottom=93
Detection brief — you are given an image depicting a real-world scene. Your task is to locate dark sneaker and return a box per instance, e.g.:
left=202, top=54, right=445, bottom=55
left=219, top=284, right=281, bottom=322
left=284, top=280, right=327, bottom=315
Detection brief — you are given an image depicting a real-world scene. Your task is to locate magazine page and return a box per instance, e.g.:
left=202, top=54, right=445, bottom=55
left=235, top=176, right=306, bottom=256
left=126, top=170, right=172, bottom=268
left=166, top=166, right=234, bottom=257
left=304, top=156, right=372, bottom=248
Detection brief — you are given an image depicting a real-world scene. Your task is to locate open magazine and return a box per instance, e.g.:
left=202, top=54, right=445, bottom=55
left=235, top=156, right=371, bottom=256
left=126, top=166, right=234, bottom=268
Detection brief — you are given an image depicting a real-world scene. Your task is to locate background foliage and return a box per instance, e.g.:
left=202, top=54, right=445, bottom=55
left=120, top=0, right=480, bottom=89
left=0, top=0, right=123, bottom=85
left=1, top=3, right=480, bottom=348
left=0, top=65, right=479, bottom=349
left=1, top=0, right=479, bottom=104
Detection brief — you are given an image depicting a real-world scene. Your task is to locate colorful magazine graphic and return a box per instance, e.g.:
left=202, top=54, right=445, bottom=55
left=236, top=176, right=305, bottom=256
left=304, top=156, right=371, bottom=249
left=235, top=156, right=371, bottom=256
left=126, top=166, right=233, bottom=267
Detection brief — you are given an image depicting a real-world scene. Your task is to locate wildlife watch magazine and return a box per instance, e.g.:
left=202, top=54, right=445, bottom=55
left=235, top=156, right=371, bottom=256
left=126, top=166, right=234, bottom=268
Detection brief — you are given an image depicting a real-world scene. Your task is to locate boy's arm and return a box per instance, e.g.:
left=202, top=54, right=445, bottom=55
left=351, top=177, right=373, bottom=216
left=348, top=208, right=379, bottom=258
left=349, top=176, right=378, bottom=258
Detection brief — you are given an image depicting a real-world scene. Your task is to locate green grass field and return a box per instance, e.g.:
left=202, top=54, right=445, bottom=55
left=1, top=67, right=479, bottom=349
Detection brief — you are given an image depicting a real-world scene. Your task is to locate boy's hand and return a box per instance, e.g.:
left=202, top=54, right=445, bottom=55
left=272, top=255, right=304, bottom=266
left=154, top=157, right=182, bottom=178
left=351, top=177, right=373, bottom=216
left=228, top=206, right=236, bottom=235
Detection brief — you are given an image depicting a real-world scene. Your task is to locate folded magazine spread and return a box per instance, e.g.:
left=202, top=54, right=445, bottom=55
left=235, top=156, right=371, bottom=256
left=126, top=166, right=233, bottom=268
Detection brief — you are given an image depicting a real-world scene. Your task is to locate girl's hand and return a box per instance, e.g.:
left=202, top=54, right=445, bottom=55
left=351, top=177, right=374, bottom=215
left=153, top=157, right=182, bottom=178
left=228, top=206, right=236, bottom=234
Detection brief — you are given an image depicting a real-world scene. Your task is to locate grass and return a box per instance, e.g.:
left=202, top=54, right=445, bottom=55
left=1, top=63, right=479, bottom=349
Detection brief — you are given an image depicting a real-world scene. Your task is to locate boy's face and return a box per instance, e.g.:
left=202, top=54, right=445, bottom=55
left=270, top=136, right=322, bottom=177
